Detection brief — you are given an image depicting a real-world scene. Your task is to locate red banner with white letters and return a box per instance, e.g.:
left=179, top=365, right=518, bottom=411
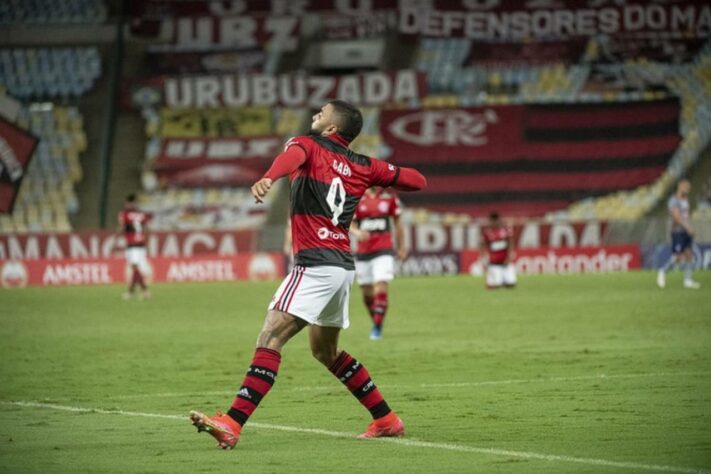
left=0, top=253, right=285, bottom=288
left=124, top=70, right=426, bottom=110
left=0, top=230, right=258, bottom=261
left=152, top=136, right=282, bottom=187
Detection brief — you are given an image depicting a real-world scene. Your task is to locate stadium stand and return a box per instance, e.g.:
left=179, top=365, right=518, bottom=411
left=0, top=103, right=87, bottom=233
left=0, top=0, right=107, bottom=25
left=0, top=2, right=104, bottom=234
left=0, top=48, right=102, bottom=100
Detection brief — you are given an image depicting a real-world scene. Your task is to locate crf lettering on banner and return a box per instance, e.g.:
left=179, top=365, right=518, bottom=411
left=460, top=245, right=641, bottom=275
left=399, top=3, right=711, bottom=39
left=401, top=221, right=607, bottom=253
left=0, top=117, right=38, bottom=213
left=0, top=230, right=258, bottom=261
left=127, top=70, right=425, bottom=110
left=381, top=106, right=523, bottom=161
left=388, top=108, right=499, bottom=146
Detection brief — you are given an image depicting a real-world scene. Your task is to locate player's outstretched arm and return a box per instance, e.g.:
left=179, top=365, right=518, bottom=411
left=393, top=167, right=427, bottom=191
left=251, top=145, right=307, bottom=203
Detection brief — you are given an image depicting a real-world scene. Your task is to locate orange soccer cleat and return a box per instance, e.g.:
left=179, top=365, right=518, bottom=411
left=357, top=411, right=405, bottom=439
left=190, top=410, right=241, bottom=449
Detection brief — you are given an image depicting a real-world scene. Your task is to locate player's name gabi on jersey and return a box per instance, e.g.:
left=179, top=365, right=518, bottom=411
left=263, top=133, right=425, bottom=270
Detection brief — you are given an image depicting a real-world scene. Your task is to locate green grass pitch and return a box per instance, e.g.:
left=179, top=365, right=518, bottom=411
left=1, top=271, right=710, bottom=473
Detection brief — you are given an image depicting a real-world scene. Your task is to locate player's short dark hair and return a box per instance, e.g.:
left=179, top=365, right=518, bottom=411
left=489, top=211, right=500, bottom=221
left=126, top=193, right=137, bottom=203
left=328, top=100, right=363, bottom=142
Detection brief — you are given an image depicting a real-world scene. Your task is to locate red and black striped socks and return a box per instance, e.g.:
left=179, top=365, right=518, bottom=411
left=372, top=292, right=388, bottom=329
left=227, top=348, right=281, bottom=426
left=329, top=351, right=391, bottom=419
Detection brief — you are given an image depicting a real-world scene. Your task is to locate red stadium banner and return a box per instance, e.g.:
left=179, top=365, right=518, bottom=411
left=459, top=245, right=641, bottom=275
left=156, top=164, right=266, bottom=187
left=123, top=70, right=426, bottom=110
left=151, top=136, right=281, bottom=186
left=0, top=230, right=259, bottom=261
left=153, top=136, right=282, bottom=171
left=0, top=117, right=38, bottom=214
left=156, top=15, right=301, bottom=52
left=381, top=106, right=525, bottom=161
left=129, top=1, right=709, bottom=41
left=381, top=99, right=681, bottom=217
left=0, top=253, right=286, bottom=288
left=399, top=2, right=711, bottom=40
left=380, top=100, right=680, bottom=163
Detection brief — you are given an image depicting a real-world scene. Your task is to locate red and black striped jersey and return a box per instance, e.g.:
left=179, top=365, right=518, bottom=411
left=353, top=189, right=402, bottom=260
left=283, top=134, right=401, bottom=270
left=483, top=225, right=512, bottom=265
left=119, top=209, right=151, bottom=247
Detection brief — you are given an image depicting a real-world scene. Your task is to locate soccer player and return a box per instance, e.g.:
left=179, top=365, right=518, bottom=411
left=657, top=179, right=700, bottom=289
left=189, top=100, right=427, bottom=449
left=117, top=193, right=151, bottom=300
left=481, top=212, right=516, bottom=289
left=351, top=187, right=407, bottom=340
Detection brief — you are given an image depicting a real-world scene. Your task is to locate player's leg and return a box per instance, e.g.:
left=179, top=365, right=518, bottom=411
left=355, top=259, right=376, bottom=318
left=123, top=248, right=140, bottom=299
left=486, top=265, right=502, bottom=289
left=371, top=281, right=389, bottom=339
left=503, top=263, right=517, bottom=288
left=135, top=248, right=150, bottom=299
left=361, top=283, right=375, bottom=319
left=681, top=237, right=700, bottom=289
left=658, top=233, right=681, bottom=288
left=191, top=266, right=318, bottom=449
left=369, top=255, right=394, bottom=339
left=310, top=325, right=404, bottom=438
left=190, top=309, right=306, bottom=449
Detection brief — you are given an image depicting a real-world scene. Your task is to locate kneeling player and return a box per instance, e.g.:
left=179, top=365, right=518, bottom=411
left=351, top=187, right=407, bottom=340
left=481, top=212, right=516, bottom=289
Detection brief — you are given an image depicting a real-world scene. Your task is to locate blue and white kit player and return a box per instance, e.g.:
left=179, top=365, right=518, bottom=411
left=657, top=179, right=700, bottom=289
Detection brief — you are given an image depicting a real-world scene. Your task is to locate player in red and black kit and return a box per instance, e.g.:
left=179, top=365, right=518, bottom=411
left=480, top=211, right=517, bottom=289
left=190, top=100, right=426, bottom=449
left=118, top=194, right=151, bottom=300
left=351, top=187, right=407, bottom=340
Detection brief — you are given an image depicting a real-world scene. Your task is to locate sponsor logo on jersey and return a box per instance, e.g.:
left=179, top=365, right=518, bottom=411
left=490, top=240, right=508, bottom=251
left=317, top=227, right=348, bottom=240
left=360, top=218, right=388, bottom=232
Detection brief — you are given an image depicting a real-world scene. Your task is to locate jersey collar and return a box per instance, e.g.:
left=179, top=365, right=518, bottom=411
left=326, top=133, right=350, bottom=147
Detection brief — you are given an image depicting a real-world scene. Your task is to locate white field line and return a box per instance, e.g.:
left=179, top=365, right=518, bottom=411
left=109, top=370, right=711, bottom=399
left=2, top=400, right=709, bottom=474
